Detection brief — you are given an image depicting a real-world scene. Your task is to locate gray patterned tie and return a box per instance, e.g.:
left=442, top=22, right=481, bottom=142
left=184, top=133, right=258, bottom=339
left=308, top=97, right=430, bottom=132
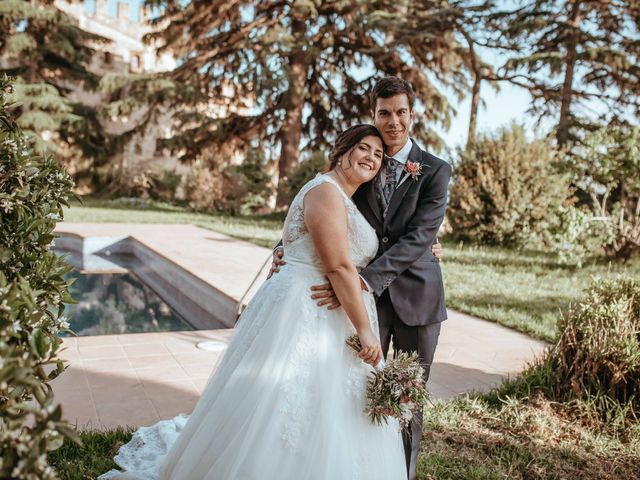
left=383, top=157, right=399, bottom=205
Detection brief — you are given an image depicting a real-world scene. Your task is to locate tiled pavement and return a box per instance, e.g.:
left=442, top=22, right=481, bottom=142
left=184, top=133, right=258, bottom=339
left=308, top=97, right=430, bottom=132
left=53, top=329, right=233, bottom=430
left=52, top=223, right=548, bottom=430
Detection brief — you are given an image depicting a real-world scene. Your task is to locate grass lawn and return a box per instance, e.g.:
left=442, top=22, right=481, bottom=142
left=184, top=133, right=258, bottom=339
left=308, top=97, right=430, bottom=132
left=441, top=241, right=640, bottom=343
left=62, top=197, right=640, bottom=343
left=62, top=197, right=284, bottom=248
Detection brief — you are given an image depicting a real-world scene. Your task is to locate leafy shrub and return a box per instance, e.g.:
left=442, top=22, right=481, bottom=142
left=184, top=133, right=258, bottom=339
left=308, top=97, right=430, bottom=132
left=548, top=204, right=611, bottom=266
left=149, top=169, right=182, bottom=202
left=566, top=126, right=640, bottom=261
left=448, top=124, right=572, bottom=248
left=0, top=75, right=81, bottom=479
left=549, top=277, right=639, bottom=428
left=233, top=148, right=273, bottom=215
left=184, top=158, right=251, bottom=214
left=185, top=148, right=272, bottom=214
left=280, top=150, right=328, bottom=206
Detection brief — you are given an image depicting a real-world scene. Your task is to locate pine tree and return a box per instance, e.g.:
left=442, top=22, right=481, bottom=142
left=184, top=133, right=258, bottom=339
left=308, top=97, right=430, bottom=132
left=0, top=0, right=109, bottom=163
left=138, top=0, right=469, bottom=205
left=492, top=0, right=640, bottom=145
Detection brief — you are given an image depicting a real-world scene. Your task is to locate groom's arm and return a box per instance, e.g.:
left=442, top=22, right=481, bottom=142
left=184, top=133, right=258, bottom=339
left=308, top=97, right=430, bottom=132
left=360, top=162, right=451, bottom=297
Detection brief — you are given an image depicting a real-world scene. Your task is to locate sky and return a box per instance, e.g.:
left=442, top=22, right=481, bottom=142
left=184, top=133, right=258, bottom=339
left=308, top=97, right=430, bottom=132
left=83, top=0, right=540, bottom=153
left=435, top=77, right=539, bottom=153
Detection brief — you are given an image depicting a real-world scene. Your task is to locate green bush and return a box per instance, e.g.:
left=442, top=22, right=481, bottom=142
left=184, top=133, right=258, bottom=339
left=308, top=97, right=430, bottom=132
left=184, top=148, right=273, bottom=215
left=280, top=150, right=328, bottom=207
left=448, top=124, right=572, bottom=248
left=149, top=169, right=182, bottom=202
left=548, top=277, right=639, bottom=429
left=0, top=75, right=81, bottom=479
left=548, top=203, right=611, bottom=266
left=566, top=126, right=640, bottom=261
left=233, top=148, right=273, bottom=215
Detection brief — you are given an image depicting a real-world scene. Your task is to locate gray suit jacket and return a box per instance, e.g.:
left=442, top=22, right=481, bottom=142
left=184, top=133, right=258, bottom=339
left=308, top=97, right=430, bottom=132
left=353, top=139, right=451, bottom=326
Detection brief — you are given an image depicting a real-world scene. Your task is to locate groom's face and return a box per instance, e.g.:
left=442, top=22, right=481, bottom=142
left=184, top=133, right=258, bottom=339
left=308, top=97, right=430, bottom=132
left=372, top=94, right=415, bottom=155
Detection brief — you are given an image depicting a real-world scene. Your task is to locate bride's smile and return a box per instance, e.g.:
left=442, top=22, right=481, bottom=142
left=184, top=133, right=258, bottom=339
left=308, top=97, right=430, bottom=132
left=330, top=136, right=384, bottom=195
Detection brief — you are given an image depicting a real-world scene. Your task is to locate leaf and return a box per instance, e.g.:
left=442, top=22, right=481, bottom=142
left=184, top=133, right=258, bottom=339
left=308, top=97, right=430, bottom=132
left=29, top=328, right=51, bottom=358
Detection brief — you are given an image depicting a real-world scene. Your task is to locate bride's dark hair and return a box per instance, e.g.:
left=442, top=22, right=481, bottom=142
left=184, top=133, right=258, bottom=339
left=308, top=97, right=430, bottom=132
left=328, top=124, right=383, bottom=170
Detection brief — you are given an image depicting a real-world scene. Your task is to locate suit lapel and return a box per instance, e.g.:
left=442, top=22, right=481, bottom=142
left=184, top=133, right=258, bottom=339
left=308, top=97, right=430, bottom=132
left=365, top=175, right=383, bottom=224
left=384, top=140, right=423, bottom=224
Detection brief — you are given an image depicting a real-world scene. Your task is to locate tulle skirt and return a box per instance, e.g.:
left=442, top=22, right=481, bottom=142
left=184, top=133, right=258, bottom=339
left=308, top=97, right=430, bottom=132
left=99, top=260, right=407, bottom=480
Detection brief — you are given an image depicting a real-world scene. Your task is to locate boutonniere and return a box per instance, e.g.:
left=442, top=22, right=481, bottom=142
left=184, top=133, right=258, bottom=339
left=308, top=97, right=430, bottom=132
left=404, top=160, right=423, bottom=181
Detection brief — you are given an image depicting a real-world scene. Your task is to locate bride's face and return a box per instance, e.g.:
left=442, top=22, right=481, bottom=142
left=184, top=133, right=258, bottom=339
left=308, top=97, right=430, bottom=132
left=339, top=135, right=383, bottom=184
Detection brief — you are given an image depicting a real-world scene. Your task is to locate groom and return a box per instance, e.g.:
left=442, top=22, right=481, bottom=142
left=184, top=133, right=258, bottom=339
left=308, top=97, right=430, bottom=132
left=271, top=77, right=451, bottom=480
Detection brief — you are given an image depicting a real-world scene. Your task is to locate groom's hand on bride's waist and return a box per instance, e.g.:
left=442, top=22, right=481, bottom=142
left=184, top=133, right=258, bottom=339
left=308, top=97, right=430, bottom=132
left=310, top=277, right=369, bottom=310
left=310, top=281, right=340, bottom=309
left=267, top=246, right=286, bottom=279
left=269, top=240, right=442, bottom=281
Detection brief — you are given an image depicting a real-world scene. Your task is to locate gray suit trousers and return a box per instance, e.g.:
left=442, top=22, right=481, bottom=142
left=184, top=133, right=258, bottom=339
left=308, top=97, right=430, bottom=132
left=377, top=290, right=441, bottom=480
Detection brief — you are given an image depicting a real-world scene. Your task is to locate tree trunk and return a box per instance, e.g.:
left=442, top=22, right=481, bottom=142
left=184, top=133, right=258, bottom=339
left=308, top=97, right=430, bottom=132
left=275, top=21, right=306, bottom=207
left=467, top=72, right=481, bottom=150
left=463, top=31, right=481, bottom=151
left=557, top=2, right=582, bottom=146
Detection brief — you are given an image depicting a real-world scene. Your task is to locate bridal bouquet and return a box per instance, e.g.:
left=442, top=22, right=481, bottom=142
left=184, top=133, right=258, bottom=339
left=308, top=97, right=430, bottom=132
left=346, top=335, right=429, bottom=428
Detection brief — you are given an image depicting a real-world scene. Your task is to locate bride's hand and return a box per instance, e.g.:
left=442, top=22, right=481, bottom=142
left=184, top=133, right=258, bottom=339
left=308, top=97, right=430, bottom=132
left=357, top=328, right=382, bottom=367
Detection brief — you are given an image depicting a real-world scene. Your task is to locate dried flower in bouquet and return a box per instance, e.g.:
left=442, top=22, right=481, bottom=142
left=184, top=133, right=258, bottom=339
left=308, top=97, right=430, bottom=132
left=346, top=334, right=429, bottom=428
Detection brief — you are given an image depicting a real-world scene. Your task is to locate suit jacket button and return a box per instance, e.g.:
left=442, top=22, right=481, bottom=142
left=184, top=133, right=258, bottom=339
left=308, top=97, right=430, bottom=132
left=382, top=236, right=389, bottom=244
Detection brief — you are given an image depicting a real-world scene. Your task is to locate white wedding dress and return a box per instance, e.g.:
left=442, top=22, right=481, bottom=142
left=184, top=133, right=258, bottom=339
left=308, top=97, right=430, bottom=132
left=99, top=174, right=407, bottom=480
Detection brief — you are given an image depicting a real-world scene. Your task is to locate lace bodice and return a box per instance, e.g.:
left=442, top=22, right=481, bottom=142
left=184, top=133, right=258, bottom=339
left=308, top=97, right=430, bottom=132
left=282, top=173, right=378, bottom=270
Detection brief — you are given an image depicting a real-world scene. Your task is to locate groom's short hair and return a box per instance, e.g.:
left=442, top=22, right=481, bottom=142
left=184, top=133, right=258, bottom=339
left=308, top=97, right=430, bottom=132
left=370, top=77, right=416, bottom=112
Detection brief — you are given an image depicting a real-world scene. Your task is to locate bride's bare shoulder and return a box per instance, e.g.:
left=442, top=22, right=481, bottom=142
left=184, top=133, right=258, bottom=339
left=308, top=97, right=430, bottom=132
left=302, top=180, right=346, bottom=217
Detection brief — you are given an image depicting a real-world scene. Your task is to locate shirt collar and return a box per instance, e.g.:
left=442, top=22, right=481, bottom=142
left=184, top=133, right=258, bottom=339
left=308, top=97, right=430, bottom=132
left=388, top=138, right=412, bottom=165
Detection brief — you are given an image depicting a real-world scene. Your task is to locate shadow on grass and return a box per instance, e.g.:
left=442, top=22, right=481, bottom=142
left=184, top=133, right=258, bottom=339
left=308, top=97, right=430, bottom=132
left=418, top=379, right=640, bottom=480
left=418, top=421, right=640, bottom=480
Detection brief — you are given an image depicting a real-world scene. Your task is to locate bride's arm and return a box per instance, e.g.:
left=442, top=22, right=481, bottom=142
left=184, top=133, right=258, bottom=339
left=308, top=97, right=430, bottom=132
left=303, top=183, right=382, bottom=366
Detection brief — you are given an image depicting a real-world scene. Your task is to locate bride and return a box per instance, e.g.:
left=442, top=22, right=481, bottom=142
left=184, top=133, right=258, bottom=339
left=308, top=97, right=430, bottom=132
left=99, top=124, right=407, bottom=480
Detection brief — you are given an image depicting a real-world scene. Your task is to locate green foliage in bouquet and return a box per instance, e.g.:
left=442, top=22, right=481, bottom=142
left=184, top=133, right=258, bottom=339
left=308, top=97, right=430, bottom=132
left=346, top=335, right=429, bottom=428
left=366, top=351, right=430, bottom=428
left=548, top=277, right=640, bottom=429
left=0, top=75, right=81, bottom=479
left=448, top=124, right=572, bottom=249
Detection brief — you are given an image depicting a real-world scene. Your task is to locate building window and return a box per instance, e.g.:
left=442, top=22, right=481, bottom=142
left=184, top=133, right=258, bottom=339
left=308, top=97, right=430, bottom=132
left=131, top=53, right=142, bottom=72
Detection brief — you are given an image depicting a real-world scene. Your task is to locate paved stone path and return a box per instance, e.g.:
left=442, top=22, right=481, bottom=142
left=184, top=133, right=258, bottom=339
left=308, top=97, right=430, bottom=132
left=52, top=223, right=548, bottom=430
